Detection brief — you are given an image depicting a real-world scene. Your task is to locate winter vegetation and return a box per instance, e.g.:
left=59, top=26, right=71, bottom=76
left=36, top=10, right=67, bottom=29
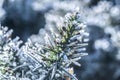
left=0, top=0, right=120, bottom=80
left=0, top=1, right=88, bottom=79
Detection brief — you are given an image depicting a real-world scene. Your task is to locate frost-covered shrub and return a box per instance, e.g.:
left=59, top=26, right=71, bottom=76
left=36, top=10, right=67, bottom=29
left=0, top=0, right=119, bottom=80
left=0, top=26, right=24, bottom=79
left=31, top=0, right=120, bottom=80
left=0, top=26, right=42, bottom=80
left=0, top=9, right=88, bottom=79
left=25, top=10, right=89, bottom=80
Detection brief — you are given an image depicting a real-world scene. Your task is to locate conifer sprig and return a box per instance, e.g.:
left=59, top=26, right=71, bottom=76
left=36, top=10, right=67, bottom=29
left=24, top=10, right=89, bottom=80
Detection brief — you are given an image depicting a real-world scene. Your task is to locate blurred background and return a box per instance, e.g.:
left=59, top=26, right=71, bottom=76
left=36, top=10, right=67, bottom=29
left=0, top=0, right=120, bottom=80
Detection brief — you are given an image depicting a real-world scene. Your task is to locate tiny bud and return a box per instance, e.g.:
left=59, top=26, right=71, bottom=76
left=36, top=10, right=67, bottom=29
left=62, top=27, right=67, bottom=31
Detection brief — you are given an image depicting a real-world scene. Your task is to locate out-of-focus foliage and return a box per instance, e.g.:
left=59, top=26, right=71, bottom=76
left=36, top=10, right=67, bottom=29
left=0, top=0, right=5, bottom=21
left=1, top=0, right=49, bottom=42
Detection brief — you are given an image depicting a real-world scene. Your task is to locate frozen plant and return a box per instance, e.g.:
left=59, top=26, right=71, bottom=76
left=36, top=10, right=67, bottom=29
left=25, top=10, right=89, bottom=80
left=0, top=26, right=43, bottom=80
left=0, top=26, right=28, bottom=79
